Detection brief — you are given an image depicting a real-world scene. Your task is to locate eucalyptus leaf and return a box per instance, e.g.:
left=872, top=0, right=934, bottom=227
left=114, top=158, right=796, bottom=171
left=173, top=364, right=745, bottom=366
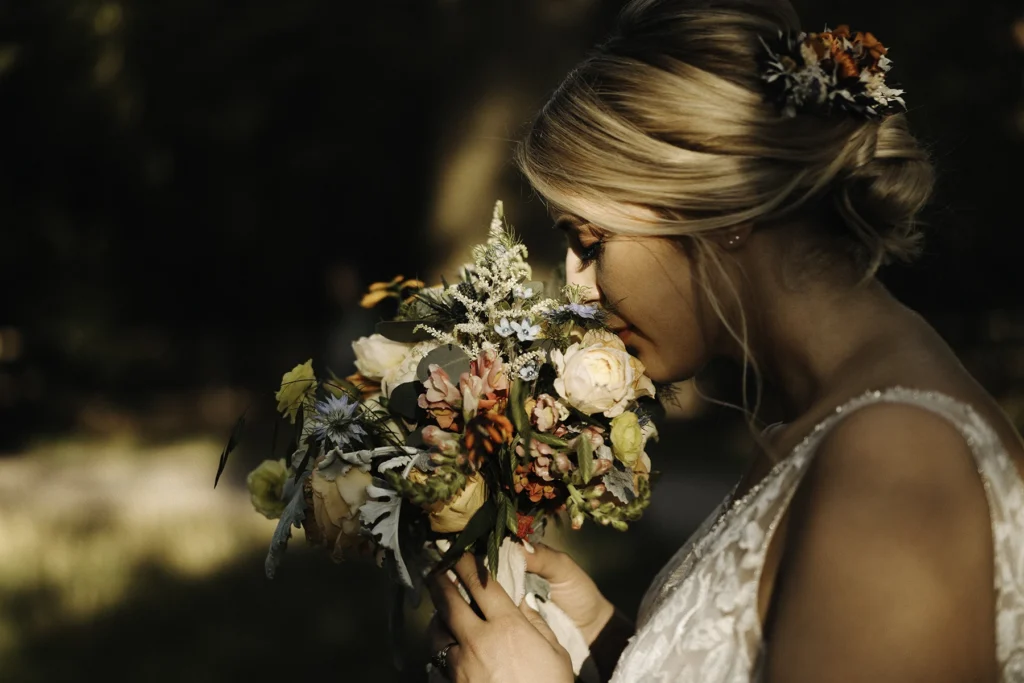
left=388, top=381, right=423, bottom=422
left=265, top=471, right=310, bottom=579
left=577, top=436, right=595, bottom=485
left=376, top=320, right=435, bottom=343
left=415, top=345, right=471, bottom=383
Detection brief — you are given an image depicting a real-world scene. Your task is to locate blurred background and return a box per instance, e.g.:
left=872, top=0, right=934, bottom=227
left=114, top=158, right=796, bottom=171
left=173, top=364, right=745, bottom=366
left=0, top=0, right=1022, bottom=680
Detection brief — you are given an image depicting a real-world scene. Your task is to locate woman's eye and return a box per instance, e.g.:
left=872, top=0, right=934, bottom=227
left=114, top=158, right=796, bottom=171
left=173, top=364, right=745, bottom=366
left=576, top=240, right=603, bottom=270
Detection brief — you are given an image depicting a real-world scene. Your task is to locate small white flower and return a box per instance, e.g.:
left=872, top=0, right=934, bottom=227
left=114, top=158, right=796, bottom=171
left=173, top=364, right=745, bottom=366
left=510, top=318, right=541, bottom=342
left=518, top=364, right=539, bottom=381
left=494, top=317, right=515, bottom=338
left=514, top=285, right=534, bottom=299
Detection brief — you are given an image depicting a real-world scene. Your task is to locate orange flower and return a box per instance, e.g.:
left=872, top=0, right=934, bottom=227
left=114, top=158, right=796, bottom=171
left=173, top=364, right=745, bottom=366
left=343, top=371, right=381, bottom=400
left=513, top=463, right=558, bottom=503
left=856, top=31, right=888, bottom=66
left=464, top=412, right=513, bottom=469
left=830, top=43, right=860, bottom=79
left=359, top=275, right=426, bottom=309
left=516, top=513, right=536, bottom=539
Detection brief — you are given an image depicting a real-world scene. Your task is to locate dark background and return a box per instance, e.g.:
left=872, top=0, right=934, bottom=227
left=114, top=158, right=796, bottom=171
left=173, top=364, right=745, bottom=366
left=0, top=0, right=1021, bottom=681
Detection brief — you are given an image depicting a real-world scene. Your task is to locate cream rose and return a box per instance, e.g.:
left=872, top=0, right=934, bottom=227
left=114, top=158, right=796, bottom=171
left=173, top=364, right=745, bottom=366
left=246, top=459, right=289, bottom=519
left=352, top=334, right=416, bottom=381
left=428, top=473, right=487, bottom=533
left=275, top=359, right=317, bottom=423
left=380, top=341, right=438, bottom=398
left=550, top=329, right=656, bottom=417
left=310, top=463, right=373, bottom=561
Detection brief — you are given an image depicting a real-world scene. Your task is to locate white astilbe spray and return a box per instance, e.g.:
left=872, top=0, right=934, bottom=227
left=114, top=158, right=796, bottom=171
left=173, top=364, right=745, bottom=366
left=414, top=201, right=560, bottom=369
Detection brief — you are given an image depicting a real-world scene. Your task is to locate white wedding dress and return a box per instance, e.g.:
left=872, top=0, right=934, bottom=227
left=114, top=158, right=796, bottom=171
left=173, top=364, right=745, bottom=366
left=610, top=387, right=1024, bottom=683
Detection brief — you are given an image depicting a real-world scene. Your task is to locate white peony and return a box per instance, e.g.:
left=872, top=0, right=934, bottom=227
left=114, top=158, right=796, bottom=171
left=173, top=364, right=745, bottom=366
left=352, top=334, right=415, bottom=381
left=550, top=329, right=655, bottom=418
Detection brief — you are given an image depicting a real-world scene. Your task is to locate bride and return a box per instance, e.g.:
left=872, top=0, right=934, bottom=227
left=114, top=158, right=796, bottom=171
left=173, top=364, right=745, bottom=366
left=424, top=0, right=1024, bottom=681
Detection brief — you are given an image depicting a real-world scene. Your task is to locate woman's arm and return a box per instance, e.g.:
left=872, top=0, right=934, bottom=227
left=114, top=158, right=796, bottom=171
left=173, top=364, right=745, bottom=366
left=585, top=607, right=635, bottom=682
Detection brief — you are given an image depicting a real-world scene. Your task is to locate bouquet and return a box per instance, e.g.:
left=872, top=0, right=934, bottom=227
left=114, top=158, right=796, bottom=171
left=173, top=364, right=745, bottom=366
left=227, top=202, right=660, bottom=674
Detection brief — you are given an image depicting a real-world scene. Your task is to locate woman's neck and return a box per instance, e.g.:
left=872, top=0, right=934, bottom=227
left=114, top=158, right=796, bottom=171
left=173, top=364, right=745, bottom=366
left=727, top=260, right=930, bottom=419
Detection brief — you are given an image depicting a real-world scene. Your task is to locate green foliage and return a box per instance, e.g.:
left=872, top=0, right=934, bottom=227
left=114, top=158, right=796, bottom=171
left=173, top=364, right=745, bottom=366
left=383, top=465, right=467, bottom=506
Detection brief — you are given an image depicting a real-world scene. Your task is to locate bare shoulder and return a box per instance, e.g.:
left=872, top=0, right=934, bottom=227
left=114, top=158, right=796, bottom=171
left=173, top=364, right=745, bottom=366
left=763, top=402, right=998, bottom=682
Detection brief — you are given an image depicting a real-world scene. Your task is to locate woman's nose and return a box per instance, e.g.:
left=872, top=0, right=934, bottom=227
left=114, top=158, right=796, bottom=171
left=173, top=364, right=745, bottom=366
left=565, top=249, right=601, bottom=304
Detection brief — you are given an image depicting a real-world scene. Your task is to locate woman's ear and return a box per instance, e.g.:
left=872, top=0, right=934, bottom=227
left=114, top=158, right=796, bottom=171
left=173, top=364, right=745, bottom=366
left=709, top=223, right=754, bottom=251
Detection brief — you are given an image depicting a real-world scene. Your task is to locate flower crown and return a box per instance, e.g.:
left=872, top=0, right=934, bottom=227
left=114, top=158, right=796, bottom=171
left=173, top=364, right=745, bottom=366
left=759, top=25, right=907, bottom=120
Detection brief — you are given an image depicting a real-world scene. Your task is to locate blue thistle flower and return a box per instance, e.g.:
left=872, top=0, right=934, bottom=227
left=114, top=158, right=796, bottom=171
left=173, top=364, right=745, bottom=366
left=309, top=394, right=367, bottom=450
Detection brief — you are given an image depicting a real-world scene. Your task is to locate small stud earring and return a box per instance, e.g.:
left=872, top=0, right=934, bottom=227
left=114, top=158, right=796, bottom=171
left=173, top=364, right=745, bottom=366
left=725, top=233, right=743, bottom=248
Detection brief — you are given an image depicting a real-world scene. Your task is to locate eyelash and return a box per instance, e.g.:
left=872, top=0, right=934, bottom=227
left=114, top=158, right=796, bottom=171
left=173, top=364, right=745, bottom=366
left=576, top=240, right=603, bottom=270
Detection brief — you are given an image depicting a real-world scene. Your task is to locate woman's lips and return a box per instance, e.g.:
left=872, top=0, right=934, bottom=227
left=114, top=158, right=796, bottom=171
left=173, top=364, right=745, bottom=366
left=614, top=326, right=634, bottom=345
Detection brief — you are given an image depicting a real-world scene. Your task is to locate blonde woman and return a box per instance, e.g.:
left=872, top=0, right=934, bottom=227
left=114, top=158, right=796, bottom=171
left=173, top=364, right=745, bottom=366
left=425, top=0, right=1024, bottom=681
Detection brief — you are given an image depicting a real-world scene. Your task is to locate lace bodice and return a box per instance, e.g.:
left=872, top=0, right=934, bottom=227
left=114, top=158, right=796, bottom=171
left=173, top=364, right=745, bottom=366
left=610, top=387, right=1024, bottom=683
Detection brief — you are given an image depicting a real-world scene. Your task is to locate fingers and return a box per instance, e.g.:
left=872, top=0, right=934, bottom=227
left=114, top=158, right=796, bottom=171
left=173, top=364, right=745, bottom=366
left=519, top=595, right=561, bottom=649
left=523, top=542, right=577, bottom=581
left=427, top=564, right=482, bottom=642
left=449, top=553, right=516, bottom=619
left=427, top=612, right=456, bottom=651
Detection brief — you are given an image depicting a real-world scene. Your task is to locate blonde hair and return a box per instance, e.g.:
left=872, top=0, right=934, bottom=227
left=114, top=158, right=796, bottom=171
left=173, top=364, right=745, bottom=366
left=515, top=0, right=934, bottom=433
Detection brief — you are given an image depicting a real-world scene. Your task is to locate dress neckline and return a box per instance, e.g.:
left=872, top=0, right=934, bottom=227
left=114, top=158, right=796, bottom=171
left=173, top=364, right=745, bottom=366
left=720, top=385, right=1010, bottom=526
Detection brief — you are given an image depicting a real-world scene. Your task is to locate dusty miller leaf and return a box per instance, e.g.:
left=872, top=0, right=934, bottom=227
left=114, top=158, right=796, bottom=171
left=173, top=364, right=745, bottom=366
left=265, top=470, right=310, bottom=579
left=602, top=468, right=637, bottom=504
left=360, top=484, right=413, bottom=588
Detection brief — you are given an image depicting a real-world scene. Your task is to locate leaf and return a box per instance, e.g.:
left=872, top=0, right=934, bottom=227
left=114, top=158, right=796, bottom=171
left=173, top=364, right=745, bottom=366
left=214, top=410, right=246, bottom=488
left=324, top=369, right=361, bottom=399
left=523, top=281, right=545, bottom=296
left=265, top=471, right=310, bottom=579
left=434, top=499, right=497, bottom=575
left=530, top=431, right=568, bottom=448
left=503, top=497, right=519, bottom=535
left=376, top=320, right=435, bottom=343
left=508, top=379, right=531, bottom=435
left=360, top=484, right=413, bottom=588
left=291, top=439, right=319, bottom=485
left=602, top=468, right=637, bottom=504
left=577, top=436, right=595, bottom=485
left=486, top=530, right=501, bottom=579
left=415, top=344, right=471, bottom=383
left=387, top=381, right=423, bottom=422
left=378, top=450, right=429, bottom=474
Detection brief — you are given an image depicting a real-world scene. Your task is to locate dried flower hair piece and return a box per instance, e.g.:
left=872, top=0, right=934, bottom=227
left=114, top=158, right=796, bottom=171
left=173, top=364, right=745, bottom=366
left=759, top=24, right=907, bottom=120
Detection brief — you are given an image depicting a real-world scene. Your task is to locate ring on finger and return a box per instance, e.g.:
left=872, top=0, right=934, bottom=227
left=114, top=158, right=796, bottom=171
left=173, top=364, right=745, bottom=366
left=430, top=641, right=458, bottom=673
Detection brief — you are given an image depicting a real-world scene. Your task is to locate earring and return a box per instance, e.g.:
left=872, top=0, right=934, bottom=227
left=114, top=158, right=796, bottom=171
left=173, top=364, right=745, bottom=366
left=725, top=232, right=743, bottom=248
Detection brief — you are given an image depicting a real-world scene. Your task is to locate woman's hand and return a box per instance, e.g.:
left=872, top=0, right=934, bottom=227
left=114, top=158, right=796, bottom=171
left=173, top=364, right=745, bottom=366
left=523, top=543, right=616, bottom=646
left=427, top=553, right=574, bottom=683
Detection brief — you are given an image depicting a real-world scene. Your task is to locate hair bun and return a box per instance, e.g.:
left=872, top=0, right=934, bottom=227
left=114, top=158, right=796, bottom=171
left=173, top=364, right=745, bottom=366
left=832, top=115, right=934, bottom=274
